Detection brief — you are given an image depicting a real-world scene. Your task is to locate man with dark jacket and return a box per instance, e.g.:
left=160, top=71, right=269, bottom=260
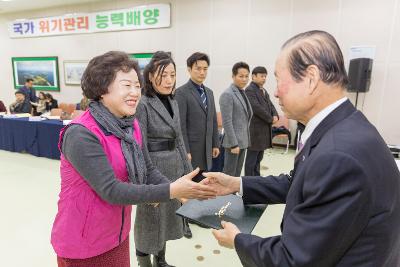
left=175, top=52, right=220, bottom=238
left=244, top=67, right=278, bottom=176
left=9, top=90, right=32, bottom=114
left=176, top=52, right=220, bottom=172
left=19, top=78, right=37, bottom=103
left=207, top=30, right=400, bottom=267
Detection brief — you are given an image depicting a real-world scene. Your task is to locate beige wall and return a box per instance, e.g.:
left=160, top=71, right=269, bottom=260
left=1, top=0, right=399, bottom=144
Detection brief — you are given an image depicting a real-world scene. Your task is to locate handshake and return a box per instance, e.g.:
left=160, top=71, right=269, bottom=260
left=169, top=168, right=241, bottom=200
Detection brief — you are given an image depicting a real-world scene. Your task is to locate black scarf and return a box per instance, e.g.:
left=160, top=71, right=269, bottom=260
left=89, top=101, right=146, bottom=184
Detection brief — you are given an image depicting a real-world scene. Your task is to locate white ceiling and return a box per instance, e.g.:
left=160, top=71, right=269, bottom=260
left=0, top=0, right=107, bottom=14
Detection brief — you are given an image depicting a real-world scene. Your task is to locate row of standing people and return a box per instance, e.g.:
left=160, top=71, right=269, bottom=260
left=50, top=49, right=278, bottom=267
left=134, top=52, right=279, bottom=266
left=134, top=51, right=280, bottom=266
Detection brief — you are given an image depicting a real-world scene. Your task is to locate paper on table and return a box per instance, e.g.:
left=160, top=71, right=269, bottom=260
left=15, top=113, right=31, bottom=118
left=29, top=116, right=46, bottom=121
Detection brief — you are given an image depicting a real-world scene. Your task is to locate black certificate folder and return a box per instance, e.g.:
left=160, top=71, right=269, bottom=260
left=176, top=194, right=267, bottom=234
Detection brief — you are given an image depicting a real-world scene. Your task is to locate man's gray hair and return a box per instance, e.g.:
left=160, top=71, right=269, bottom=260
left=282, top=30, right=348, bottom=88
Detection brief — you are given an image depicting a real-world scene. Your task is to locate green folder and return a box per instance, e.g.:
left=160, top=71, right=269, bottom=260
left=176, top=194, right=267, bottom=234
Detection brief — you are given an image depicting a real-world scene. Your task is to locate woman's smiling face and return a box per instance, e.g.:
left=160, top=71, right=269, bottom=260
left=101, top=69, right=141, bottom=118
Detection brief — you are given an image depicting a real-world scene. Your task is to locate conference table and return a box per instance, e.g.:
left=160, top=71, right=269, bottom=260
left=0, top=117, right=64, bottom=159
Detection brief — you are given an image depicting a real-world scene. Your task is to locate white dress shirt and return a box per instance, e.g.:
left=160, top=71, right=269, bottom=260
left=238, top=97, right=348, bottom=196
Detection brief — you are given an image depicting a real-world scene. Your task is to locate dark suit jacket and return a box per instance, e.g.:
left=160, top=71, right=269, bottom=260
left=245, top=82, right=278, bottom=151
left=220, top=84, right=253, bottom=149
left=235, top=100, right=400, bottom=267
left=175, top=80, right=220, bottom=170
left=10, top=100, right=32, bottom=114
left=19, top=86, right=37, bottom=102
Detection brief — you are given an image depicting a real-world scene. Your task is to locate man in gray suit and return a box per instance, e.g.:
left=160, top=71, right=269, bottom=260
left=219, top=62, right=253, bottom=177
left=175, top=52, right=220, bottom=238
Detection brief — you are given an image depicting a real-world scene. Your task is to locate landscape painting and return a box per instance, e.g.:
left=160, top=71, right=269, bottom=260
left=12, top=57, right=60, bottom=91
left=64, top=60, right=88, bottom=85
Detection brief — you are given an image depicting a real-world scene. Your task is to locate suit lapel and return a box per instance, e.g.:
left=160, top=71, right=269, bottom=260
left=308, top=100, right=356, bottom=153
left=249, top=82, right=264, bottom=104
left=188, top=81, right=207, bottom=114
left=291, top=100, right=357, bottom=180
left=232, top=85, right=249, bottom=117
left=147, top=96, right=176, bottom=133
left=169, top=97, right=180, bottom=137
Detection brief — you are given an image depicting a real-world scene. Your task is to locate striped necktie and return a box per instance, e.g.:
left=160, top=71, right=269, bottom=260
left=199, top=86, right=207, bottom=109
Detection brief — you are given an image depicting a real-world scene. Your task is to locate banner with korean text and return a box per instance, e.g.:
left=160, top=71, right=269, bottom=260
left=8, top=3, right=170, bottom=38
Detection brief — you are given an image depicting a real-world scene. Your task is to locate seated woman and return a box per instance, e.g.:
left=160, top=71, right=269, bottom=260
left=51, top=51, right=216, bottom=267
left=45, top=93, right=58, bottom=111
left=31, top=92, right=47, bottom=115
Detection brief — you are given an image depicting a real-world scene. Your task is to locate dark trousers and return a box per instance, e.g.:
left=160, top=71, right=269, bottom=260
left=223, top=148, right=246, bottom=177
left=244, top=150, right=264, bottom=176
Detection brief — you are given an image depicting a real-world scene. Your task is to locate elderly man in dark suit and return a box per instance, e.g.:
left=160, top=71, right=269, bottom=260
left=176, top=52, right=220, bottom=238
left=205, top=30, right=400, bottom=267
left=244, top=66, right=278, bottom=176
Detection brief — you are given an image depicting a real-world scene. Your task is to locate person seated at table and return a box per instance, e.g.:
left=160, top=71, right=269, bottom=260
left=45, top=93, right=58, bottom=112
left=0, top=99, right=6, bottom=113
left=9, top=90, right=32, bottom=114
left=51, top=51, right=217, bottom=267
left=31, top=92, right=47, bottom=115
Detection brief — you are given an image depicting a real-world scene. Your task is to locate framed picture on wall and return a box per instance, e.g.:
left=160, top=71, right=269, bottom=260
left=63, top=60, right=88, bottom=85
left=11, top=56, right=60, bottom=91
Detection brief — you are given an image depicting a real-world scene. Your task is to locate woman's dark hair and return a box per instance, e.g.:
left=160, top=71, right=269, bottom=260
left=281, top=30, right=348, bottom=88
left=232, top=62, right=250, bottom=76
left=45, top=93, right=54, bottom=101
left=81, top=51, right=142, bottom=101
left=186, top=52, right=210, bottom=68
left=143, top=51, right=176, bottom=97
left=39, top=92, right=46, bottom=99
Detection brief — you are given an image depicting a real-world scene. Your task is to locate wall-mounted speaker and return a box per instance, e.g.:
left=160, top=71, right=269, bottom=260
left=347, top=58, right=373, bottom=93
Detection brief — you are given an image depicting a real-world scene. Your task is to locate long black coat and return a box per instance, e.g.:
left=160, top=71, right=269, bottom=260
left=245, top=82, right=278, bottom=151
